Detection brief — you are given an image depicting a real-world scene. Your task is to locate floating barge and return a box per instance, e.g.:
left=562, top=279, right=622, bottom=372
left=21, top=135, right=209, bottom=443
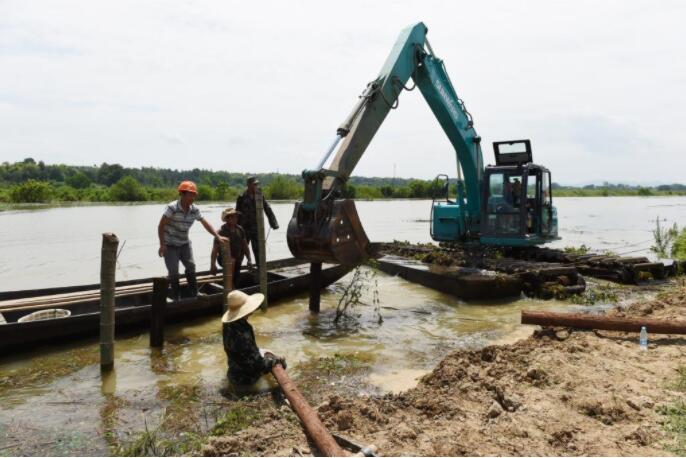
left=374, top=241, right=674, bottom=301
left=0, top=258, right=351, bottom=352
left=375, top=255, right=524, bottom=301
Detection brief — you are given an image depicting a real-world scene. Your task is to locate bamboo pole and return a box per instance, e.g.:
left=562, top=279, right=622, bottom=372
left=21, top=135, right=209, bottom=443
left=220, top=240, right=233, bottom=313
left=521, top=310, right=686, bottom=334
left=255, top=187, right=268, bottom=309
left=100, top=233, right=119, bottom=371
left=270, top=362, right=345, bottom=457
left=150, top=277, right=168, bottom=347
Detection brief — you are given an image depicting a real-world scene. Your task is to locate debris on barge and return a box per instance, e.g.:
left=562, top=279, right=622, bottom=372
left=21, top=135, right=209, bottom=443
left=374, top=241, right=674, bottom=301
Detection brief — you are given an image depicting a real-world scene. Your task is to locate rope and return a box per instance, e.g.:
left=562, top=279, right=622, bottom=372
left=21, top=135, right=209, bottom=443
left=116, top=239, right=126, bottom=260
left=393, top=75, right=416, bottom=91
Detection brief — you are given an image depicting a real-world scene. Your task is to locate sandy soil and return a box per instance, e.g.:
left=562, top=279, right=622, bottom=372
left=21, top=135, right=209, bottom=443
left=201, top=282, right=686, bottom=456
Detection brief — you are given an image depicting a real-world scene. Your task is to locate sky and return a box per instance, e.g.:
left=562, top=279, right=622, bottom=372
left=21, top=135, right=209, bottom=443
left=1, top=0, right=685, bottom=185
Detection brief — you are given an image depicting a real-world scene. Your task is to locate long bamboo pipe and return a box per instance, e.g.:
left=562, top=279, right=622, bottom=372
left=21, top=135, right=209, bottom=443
left=270, top=362, right=345, bottom=457
left=522, top=310, right=686, bottom=334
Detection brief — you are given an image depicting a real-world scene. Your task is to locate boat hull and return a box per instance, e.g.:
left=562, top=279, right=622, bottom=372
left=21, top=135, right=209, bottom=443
left=0, top=260, right=351, bottom=353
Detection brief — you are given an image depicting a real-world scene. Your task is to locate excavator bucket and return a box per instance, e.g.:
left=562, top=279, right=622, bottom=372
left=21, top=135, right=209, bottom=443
left=287, top=199, right=370, bottom=265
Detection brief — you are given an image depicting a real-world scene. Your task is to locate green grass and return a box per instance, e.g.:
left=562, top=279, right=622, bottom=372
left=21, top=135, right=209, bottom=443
left=209, top=405, right=263, bottom=436
left=312, top=352, right=371, bottom=375
left=112, top=396, right=264, bottom=457
left=658, top=366, right=686, bottom=454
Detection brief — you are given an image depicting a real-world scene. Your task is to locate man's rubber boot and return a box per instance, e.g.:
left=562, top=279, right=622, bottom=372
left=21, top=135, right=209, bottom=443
left=187, top=272, right=198, bottom=297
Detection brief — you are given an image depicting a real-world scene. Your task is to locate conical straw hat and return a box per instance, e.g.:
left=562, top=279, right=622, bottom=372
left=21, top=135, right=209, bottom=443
left=221, top=290, right=264, bottom=323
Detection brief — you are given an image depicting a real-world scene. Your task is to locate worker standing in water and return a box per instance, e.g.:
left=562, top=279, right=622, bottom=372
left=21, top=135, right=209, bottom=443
left=158, top=181, right=227, bottom=300
left=222, top=290, right=286, bottom=386
left=236, top=177, right=279, bottom=263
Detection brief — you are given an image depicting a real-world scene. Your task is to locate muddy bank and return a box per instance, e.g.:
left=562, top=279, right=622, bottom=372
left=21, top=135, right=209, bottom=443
left=202, top=280, right=686, bottom=456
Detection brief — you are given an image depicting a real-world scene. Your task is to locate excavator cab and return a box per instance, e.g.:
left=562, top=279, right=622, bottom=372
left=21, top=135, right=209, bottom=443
left=480, top=140, right=558, bottom=246
left=286, top=172, right=371, bottom=265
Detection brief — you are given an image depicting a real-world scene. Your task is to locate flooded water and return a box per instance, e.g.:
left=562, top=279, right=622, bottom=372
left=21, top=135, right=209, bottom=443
left=1, top=196, right=684, bottom=290
left=0, top=196, right=684, bottom=454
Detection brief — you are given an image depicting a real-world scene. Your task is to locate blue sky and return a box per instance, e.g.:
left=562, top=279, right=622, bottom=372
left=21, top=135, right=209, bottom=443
left=1, top=0, right=684, bottom=185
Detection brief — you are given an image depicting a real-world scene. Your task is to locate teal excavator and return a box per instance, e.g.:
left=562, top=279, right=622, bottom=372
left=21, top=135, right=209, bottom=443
left=287, top=22, right=558, bottom=265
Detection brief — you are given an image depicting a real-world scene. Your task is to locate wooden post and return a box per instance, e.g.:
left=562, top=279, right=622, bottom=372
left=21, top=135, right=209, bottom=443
left=220, top=240, right=233, bottom=313
left=101, top=368, right=117, bottom=395
left=150, top=277, right=168, bottom=347
left=100, top=233, right=119, bottom=371
left=309, top=262, right=322, bottom=314
left=271, top=363, right=345, bottom=456
left=255, top=187, right=268, bottom=309
left=521, top=310, right=686, bottom=334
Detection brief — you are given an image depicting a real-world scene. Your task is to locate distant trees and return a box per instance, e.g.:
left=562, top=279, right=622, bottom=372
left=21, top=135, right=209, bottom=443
left=66, top=171, right=92, bottom=189
left=109, top=176, right=148, bottom=201
left=1, top=159, right=685, bottom=204
left=265, top=176, right=302, bottom=200
left=9, top=180, right=53, bottom=203
left=97, top=163, right=125, bottom=186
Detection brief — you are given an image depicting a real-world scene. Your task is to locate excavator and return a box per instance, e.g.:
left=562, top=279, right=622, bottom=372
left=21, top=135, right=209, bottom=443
left=287, top=22, right=558, bottom=265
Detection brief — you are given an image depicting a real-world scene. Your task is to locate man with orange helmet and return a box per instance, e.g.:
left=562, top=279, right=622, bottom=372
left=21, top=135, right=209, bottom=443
left=158, top=181, right=227, bottom=300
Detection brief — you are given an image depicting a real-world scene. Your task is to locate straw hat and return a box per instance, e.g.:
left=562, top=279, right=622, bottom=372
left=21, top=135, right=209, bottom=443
left=221, top=290, right=264, bottom=323
left=221, top=207, right=241, bottom=221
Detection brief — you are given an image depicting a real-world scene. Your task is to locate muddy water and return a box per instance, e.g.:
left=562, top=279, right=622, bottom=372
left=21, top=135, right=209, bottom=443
left=0, top=196, right=683, bottom=454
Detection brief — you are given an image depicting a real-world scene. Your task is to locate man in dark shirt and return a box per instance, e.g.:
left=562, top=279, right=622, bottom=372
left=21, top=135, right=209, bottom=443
left=236, top=177, right=279, bottom=263
left=222, top=290, right=286, bottom=386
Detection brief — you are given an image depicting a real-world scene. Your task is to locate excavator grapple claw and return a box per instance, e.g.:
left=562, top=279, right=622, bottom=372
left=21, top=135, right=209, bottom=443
left=287, top=199, right=370, bottom=265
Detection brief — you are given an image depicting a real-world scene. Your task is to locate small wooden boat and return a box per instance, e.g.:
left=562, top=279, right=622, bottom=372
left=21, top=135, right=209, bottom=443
left=0, top=258, right=351, bottom=352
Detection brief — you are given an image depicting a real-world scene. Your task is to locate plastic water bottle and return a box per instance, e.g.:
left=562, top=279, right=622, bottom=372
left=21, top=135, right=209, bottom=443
left=639, top=326, right=648, bottom=350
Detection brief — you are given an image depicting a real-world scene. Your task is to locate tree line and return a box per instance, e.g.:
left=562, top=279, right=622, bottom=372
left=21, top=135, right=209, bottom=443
left=2, top=158, right=685, bottom=204
left=0, top=158, right=447, bottom=203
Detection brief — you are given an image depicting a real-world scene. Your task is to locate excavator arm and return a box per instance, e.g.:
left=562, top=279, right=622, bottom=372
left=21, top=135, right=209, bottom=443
left=287, top=22, right=484, bottom=264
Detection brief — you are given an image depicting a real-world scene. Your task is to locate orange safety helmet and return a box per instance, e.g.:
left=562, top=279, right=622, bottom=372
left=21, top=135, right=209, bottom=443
left=177, top=180, right=198, bottom=194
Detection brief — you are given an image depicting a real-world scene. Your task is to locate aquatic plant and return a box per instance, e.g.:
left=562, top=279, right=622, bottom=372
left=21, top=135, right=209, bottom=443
left=569, top=284, right=619, bottom=305
left=651, top=217, right=679, bottom=259
left=563, top=244, right=591, bottom=256
left=671, top=229, right=686, bottom=261
left=334, top=261, right=383, bottom=325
